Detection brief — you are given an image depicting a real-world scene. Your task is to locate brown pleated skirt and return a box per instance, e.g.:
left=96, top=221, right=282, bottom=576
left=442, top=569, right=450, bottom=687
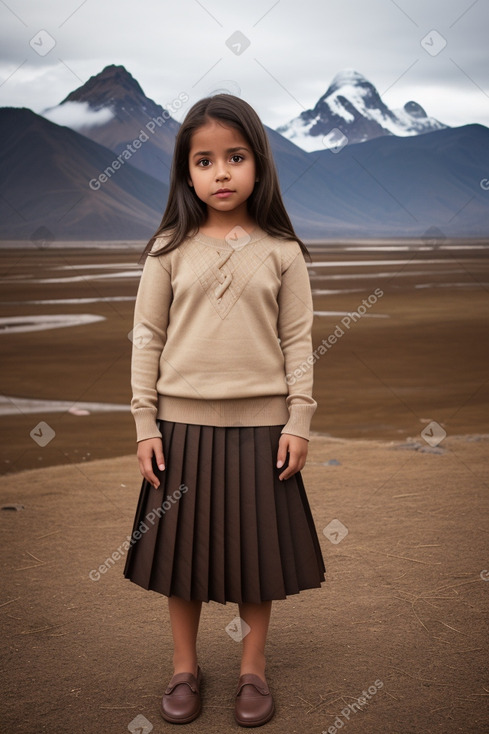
left=123, top=420, right=326, bottom=604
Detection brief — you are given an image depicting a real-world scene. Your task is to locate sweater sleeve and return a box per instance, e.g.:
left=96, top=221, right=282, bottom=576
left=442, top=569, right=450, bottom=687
left=130, top=247, right=172, bottom=442
left=277, top=248, right=317, bottom=441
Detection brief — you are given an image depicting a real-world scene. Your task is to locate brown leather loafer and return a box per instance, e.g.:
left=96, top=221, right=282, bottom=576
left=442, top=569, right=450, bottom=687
left=160, top=666, right=202, bottom=724
left=234, top=673, right=275, bottom=727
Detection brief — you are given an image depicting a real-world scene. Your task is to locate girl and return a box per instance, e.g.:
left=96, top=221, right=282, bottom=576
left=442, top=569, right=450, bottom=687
left=123, top=94, right=326, bottom=727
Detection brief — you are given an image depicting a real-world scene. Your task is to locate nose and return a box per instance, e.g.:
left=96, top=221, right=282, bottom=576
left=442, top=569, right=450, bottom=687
left=215, top=159, right=230, bottom=181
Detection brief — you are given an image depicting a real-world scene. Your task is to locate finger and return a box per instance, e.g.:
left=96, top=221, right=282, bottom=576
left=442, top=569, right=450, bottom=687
left=140, top=456, right=160, bottom=489
left=279, top=452, right=305, bottom=481
left=279, top=463, right=298, bottom=480
left=276, top=436, right=289, bottom=469
left=279, top=464, right=294, bottom=480
left=155, top=446, right=165, bottom=472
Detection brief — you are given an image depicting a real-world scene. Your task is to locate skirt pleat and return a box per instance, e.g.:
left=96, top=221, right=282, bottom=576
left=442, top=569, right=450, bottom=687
left=254, top=427, right=288, bottom=599
left=240, top=428, right=264, bottom=602
left=191, top=424, right=212, bottom=599
left=224, top=427, right=241, bottom=601
left=123, top=420, right=326, bottom=604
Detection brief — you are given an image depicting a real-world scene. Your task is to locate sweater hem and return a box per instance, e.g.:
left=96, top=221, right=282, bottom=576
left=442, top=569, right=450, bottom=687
left=157, top=395, right=290, bottom=427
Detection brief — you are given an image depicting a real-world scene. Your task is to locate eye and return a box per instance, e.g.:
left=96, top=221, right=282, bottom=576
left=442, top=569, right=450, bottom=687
left=197, top=158, right=211, bottom=167
left=230, top=154, right=244, bottom=163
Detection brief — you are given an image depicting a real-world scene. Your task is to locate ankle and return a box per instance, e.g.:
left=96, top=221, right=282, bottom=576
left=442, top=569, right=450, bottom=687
left=172, top=655, right=198, bottom=678
left=240, top=652, right=266, bottom=680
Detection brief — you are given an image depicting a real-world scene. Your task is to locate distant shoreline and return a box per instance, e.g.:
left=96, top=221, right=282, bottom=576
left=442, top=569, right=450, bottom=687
left=0, top=237, right=488, bottom=250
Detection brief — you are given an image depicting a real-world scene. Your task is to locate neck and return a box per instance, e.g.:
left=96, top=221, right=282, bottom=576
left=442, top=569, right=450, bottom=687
left=200, top=207, right=256, bottom=239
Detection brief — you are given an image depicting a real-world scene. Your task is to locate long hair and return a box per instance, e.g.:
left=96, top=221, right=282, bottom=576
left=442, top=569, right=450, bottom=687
left=140, top=94, right=310, bottom=262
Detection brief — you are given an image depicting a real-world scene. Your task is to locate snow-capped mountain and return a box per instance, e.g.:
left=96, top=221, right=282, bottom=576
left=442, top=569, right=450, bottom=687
left=277, top=69, right=447, bottom=152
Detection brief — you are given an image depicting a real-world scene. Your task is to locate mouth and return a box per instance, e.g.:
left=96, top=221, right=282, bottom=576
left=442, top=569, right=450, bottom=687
left=213, top=189, right=235, bottom=197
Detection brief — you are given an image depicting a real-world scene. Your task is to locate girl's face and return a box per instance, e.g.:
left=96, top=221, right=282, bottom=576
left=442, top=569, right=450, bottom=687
left=188, top=119, right=257, bottom=221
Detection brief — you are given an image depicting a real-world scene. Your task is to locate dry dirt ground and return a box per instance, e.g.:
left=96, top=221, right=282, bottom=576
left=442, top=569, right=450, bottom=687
left=1, top=243, right=488, bottom=732
left=1, top=433, right=488, bottom=734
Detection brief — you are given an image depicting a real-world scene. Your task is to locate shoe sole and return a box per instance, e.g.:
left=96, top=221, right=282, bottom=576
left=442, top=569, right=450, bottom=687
left=234, top=702, right=275, bottom=727
left=160, top=700, right=202, bottom=724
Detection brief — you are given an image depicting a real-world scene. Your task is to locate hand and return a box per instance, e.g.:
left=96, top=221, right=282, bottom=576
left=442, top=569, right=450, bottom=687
left=276, top=433, right=308, bottom=481
left=137, top=437, right=165, bottom=489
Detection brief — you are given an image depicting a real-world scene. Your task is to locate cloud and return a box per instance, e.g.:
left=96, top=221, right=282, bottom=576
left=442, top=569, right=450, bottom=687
left=0, top=0, right=487, bottom=129
left=41, top=101, right=114, bottom=130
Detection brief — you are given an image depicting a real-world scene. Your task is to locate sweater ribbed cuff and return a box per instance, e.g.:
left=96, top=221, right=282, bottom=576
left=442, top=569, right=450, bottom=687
left=133, top=408, right=163, bottom=443
left=280, top=402, right=317, bottom=441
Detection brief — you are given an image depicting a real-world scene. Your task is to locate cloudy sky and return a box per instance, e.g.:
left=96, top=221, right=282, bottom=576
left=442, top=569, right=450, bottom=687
left=0, top=0, right=487, bottom=130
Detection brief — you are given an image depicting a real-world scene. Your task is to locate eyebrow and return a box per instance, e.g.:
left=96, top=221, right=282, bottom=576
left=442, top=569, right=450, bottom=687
left=191, top=146, right=250, bottom=159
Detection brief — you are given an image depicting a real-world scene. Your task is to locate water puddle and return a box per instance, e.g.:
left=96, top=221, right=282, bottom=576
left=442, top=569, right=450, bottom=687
left=0, top=314, right=105, bottom=334
left=0, top=395, right=130, bottom=417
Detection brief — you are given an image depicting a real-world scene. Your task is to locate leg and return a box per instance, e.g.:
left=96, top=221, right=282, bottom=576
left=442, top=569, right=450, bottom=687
left=167, top=595, right=202, bottom=677
left=234, top=600, right=275, bottom=726
left=161, top=595, right=203, bottom=724
left=238, top=600, right=272, bottom=680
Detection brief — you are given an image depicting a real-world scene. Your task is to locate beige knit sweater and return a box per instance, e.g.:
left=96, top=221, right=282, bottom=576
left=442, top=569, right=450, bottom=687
left=130, top=227, right=317, bottom=442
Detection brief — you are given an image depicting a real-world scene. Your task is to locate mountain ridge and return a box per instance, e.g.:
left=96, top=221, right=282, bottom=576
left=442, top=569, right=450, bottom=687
left=0, top=107, right=167, bottom=240
left=1, top=65, right=488, bottom=240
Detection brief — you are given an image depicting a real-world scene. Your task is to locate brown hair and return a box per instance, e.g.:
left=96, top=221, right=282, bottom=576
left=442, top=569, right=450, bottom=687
left=140, top=94, right=310, bottom=261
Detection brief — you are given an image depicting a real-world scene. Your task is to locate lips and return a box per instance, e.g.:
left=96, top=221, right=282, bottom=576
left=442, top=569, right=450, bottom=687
left=213, top=188, right=235, bottom=197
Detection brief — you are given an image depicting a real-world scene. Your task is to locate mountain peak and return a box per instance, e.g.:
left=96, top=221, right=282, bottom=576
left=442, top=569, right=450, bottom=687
left=403, top=100, right=428, bottom=119
left=42, top=63, right=180, bottom=182
left=325, top=69, right=370, bottom=95
left=60, top=64, right=149, bottom=111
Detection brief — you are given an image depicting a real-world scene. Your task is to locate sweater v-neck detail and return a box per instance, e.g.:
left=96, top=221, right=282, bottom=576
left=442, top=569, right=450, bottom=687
left=180, top=229, right=281, bottom=320
left=193, top=227, right=268, bottom=249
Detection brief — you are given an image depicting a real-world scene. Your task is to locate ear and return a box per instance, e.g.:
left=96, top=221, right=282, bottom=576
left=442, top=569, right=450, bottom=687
left=188, top=178, right=194, bottom=187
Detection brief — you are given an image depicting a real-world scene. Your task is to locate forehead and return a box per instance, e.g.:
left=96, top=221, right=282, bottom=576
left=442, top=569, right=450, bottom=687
left=189, top=119, right=249, bottom=151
